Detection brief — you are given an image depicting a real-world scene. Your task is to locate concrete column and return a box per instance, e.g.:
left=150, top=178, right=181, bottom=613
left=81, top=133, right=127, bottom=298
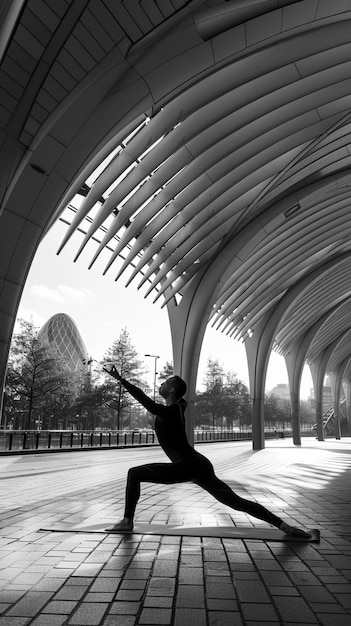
left=309, top=362, right=326, bottom=441
left=245, top=314, right=275, bottom=451
left=346, top=383, right=351, bottom=436
left=333, top=401, right=341, bottom=439
left=166, top=256, right=237, bottom=446
left=290, top=390, right=301, bottom=445
left=314, top=398, right=324, bottom=441
left=329, top=364, right=348, bottom=440
left=285, top=345, right=308, bottom=447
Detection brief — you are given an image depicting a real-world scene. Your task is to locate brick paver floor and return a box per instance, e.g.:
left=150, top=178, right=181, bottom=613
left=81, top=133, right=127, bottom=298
left=1, top=438, right=351, bottom=625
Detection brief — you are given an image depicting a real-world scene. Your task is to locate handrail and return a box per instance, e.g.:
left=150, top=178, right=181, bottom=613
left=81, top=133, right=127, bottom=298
left=0, top=426, right=316, bottom=453
left=0, top=429, right=157, bottom=452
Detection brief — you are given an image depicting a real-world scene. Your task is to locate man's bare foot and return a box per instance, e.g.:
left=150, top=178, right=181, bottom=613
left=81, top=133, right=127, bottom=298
left=105, top=518, right=133, bottom=532
left=279, top=521, right=311, bottom=538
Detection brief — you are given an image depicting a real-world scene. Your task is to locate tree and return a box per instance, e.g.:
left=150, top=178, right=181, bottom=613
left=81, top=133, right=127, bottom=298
left=193, top=358, right=251, bottom=430
left=5, top=319, right=73, bottom=429
left=264, top=394, right=291, bottom=431
left=70, top=366, right=105, bottom=430
left=299, top=399, right=315, bottom=427
left=158, top=361, right=174, bottom=383
left=101, top=328, right=149, bottom=429
left=221, top=372, right=251, bottom=431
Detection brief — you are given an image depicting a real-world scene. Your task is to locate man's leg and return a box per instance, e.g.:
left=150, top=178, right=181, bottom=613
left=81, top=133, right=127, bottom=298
left=106, top=462, right=190, bottom=531
left=197, top=475, right=311, bottom=537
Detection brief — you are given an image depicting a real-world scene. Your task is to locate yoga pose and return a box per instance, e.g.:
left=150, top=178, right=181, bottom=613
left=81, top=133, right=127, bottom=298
left=104, top=366, right=311, bottom=538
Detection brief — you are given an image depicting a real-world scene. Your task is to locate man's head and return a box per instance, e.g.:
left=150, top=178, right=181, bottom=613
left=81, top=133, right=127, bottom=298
left=159, top=375, right=187, bottom=400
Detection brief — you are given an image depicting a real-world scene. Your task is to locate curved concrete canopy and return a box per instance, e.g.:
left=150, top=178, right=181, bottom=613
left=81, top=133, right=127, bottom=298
left=2, top=0, right=351, bottom=444
left=307, top=300, right=351, bottom=364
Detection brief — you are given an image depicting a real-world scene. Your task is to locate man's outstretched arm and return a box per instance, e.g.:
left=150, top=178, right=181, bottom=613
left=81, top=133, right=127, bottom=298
left=103, top=365, right=166, bottom=416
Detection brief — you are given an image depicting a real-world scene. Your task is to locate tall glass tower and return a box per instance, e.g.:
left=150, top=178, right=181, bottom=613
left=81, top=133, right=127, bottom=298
left=38, top=313, right=88, bottom=373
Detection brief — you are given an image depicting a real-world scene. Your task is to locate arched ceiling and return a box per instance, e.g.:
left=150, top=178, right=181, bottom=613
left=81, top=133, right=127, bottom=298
left=2, top=0, right=351, bottom=387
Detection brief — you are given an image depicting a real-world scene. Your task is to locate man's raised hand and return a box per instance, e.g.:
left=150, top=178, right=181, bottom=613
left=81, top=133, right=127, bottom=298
left=103, top=364, right=121, bottom=379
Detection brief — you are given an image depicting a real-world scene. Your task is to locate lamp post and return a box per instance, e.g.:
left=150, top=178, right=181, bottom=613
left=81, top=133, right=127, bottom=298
left=145, top=354, right=160, bottom=401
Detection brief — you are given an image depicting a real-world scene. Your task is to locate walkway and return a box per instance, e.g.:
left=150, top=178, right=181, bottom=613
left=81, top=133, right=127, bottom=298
left=1, top=438, right=351, bottom=625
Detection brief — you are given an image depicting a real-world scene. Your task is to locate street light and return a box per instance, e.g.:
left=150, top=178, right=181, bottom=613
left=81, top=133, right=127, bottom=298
left=145, top=354, right=160, bottom=401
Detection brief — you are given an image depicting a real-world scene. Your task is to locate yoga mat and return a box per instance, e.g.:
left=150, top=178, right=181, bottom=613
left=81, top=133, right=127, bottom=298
left=40, top=522, right=320, bottom=542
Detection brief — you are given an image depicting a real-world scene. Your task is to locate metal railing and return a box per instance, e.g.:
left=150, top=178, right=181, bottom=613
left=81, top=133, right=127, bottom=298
left=0, top=429, right=157, bottom=452
left=195, top=429, right=253, bottom=442
left=0, top=426, right=316, bottom=453
left=1, top=428, right=251, bottom=452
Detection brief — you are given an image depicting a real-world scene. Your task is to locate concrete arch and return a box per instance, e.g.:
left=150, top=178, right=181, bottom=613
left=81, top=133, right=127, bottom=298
left=2, top=2, right=351, bottom=448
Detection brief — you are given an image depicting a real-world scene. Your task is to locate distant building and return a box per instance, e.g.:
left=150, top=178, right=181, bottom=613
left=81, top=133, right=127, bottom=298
left=309, top=383, right=333, bottom=411
left=38, top=313, right=88, bottom=373
left=267, top=383, right=290, bottom=400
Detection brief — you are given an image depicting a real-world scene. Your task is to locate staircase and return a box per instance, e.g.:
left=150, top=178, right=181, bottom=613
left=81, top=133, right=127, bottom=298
left=319, top=398, right=348, bottom=436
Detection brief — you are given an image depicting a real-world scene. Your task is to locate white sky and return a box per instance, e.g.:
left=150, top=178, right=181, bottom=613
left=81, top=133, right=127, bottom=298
left=16, top=221, right=313, bottom=398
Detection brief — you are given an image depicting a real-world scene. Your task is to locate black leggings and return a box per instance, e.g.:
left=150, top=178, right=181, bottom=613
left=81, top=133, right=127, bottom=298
left=123, top=451, right=282, bottom=528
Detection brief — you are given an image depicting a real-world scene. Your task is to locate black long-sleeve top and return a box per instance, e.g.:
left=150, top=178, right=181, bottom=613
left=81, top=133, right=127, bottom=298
left=119, top=377, right=193, bottom=462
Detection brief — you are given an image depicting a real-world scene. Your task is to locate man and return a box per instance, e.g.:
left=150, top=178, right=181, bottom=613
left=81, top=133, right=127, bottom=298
left=104, top=365, right=311, bottom=538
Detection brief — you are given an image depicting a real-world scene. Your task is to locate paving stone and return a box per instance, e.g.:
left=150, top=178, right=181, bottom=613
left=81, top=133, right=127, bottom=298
left=88, top=578, right=121, bottom=592
left=30, top=616, right=67, bottom=625
left=138, top=608, right=172, bottom=624
left=203, top=549, right=227, bottom=561
left=115, top=589, right=144, bottom=602
left=147, top=577, right=175, bottom=597
left=103, top=617, right=135, bottom=626
left=204, top=561, right=232, bottom=576
left=205, top=582, right=236, bottom=599
left=6, top=592, right=53, bottom=617
left=53, top=585, right=87, bottom=601
left=176, top=584, right=206, bottom=608
left=0, top=591, right=26, bottom=604
left=310, top=603, right=349, bottom=614
left=120, top=579, right=148, bottom=590
left=269, top=586, right=301, bottom=596
left=11, top=573, right=45, bottom=586
left=180, top=555, right=203, bottom=567
left=230, top=570, right=261, bottom=580
left=0, top=619, right=30, bottom=625
left=260, top=570, right=292, bottom=586
left=288, top=571, right=322, bottom=586
left=253, top=559, right=283, bottom=570
left=108, top=601, right=140, bottom=615
left=157, top=547, right=180, bottom=559
left=273, top=595, right=319, bottom=623
left=227, top=552, right=253, bottom=564
left=67, top=602, right=108, bottom=624
left=326, top=583, right=351, bottom=594
left=317, top=616, right=351, bottom=626
left=83, top=591, right=115, bottom=602
left=297, top=584, right=336, bottom=603
left=174, top=608, right=207, bottom=626
left=178, top=566, right=203, bottom=584
left=206, top=598, right=238, bottom=611
left=124, top=568, right=149, bottom=580
left=152, top=559, right=178, bottom=577
left=241, top=602, right=280, bottom=621
left=42, top=600, right=77, bottom=614
left=235, top=580, right=271, bottom=603
left=242, top=622, right=281, bottom=626
left=334, top=594, right=351, bottom=609
left=71, top=563, right=104, bottom=577
left=143, top=596, right=173, bottom=608
left=208, top=611, right=244, bottom=625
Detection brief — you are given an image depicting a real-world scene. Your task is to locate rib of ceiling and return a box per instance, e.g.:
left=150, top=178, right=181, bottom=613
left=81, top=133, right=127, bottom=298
left=307, top=300, right=351, bottom=366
